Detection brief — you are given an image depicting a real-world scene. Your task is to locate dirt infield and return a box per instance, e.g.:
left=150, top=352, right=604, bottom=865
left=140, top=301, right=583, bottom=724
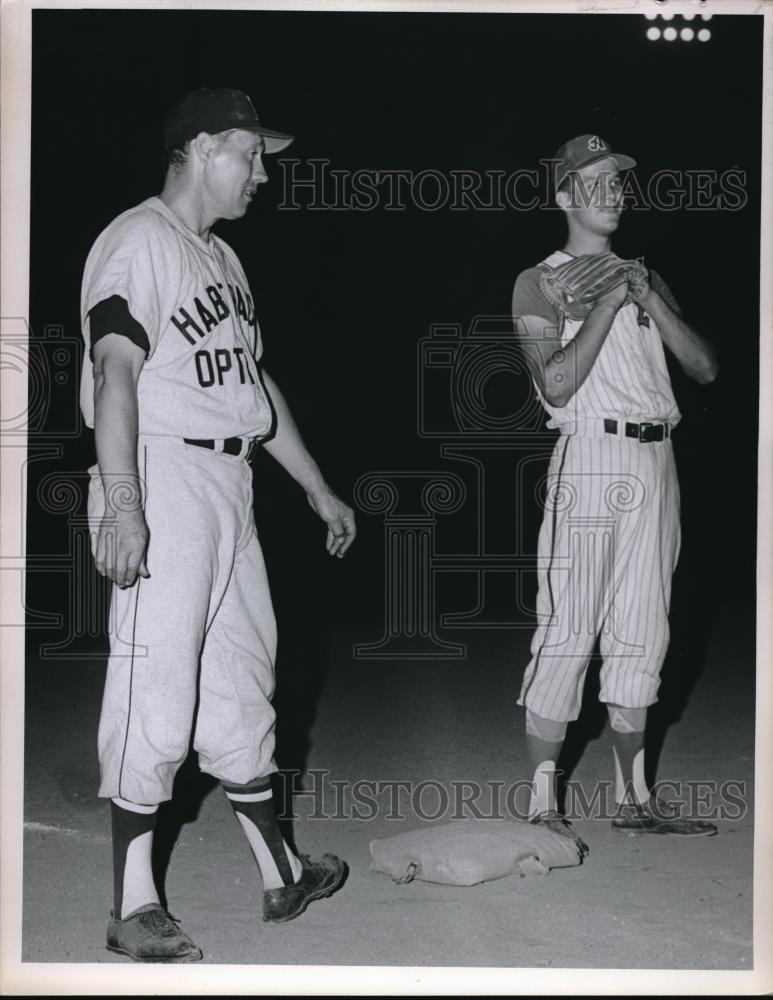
left=22, top=601, right=753, bottom=971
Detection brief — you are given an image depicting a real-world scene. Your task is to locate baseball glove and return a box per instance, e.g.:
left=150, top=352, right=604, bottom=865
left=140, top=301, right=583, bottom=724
left=538, top=251, right=649, bottom=321
left=369, top=818, right=584, bottom=887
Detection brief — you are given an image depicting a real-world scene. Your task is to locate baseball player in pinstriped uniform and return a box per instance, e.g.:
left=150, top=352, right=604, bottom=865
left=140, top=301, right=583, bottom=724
left=512, top=135, right=719, bottom=846
left=81, top=89, right=355, bottom=962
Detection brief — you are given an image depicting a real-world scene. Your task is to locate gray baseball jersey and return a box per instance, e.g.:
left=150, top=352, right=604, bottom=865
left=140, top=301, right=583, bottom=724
left=81, top=196, right=273, bottom=440
left=82, top=196, right=278, bottom=805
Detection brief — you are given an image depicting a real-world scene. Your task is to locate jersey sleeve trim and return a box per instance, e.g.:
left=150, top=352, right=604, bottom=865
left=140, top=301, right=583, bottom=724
left=88, top=295, right=151, bottom=360
left=81, top=207, right=169, bottom=357
left=512, top=266, right=560, bottom=325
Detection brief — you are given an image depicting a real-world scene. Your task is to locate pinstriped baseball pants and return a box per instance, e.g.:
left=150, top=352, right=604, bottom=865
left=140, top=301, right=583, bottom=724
left=518, top=431, right=681, bottom=722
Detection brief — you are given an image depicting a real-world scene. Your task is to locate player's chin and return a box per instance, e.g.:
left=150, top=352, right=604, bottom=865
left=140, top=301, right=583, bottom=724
left=595, top=211, right=621, bottom=233
left=225, top=199, right=252, bottom=220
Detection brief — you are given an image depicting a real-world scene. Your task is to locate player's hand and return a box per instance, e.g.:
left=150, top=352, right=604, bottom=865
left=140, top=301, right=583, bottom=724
left=307, top=489, right=357, bottom=558
left=592, top=280, right=629, bottom=313
left=630, top=273, right=653, bottom=308
left=95, top=509, right=151, bottom=589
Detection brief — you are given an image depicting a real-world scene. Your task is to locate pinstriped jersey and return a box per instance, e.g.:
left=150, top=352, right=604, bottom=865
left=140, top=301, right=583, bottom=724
left=513, top=250, right=681, bottom=430
left=80, top=196, right=274, bottom=440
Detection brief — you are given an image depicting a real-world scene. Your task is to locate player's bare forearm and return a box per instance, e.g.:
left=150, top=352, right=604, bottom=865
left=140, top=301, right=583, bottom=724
left=261, top=370, right=357, bottom=556
left=92, top=336, right=150, bottom=587
left=639, top=288, right=718, bottom=384
left=94, top=369, right=142, bottom=507
left=518, top=286, right=623, bottom=408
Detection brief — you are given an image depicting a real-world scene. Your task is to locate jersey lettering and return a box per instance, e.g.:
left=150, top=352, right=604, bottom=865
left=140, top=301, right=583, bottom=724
left=195, top=347, right=257, bottom=388
left=172, top=283, right=256, bottom=345
left=225, top=283, right=256, bottom=328
left=233, top=346, right=256, bottom=385
left=195, top=350, right=216, bottom=386
left=171, top=307, right=206, bottom=345
left=214, top=348, right=232, bottom=383
left=195, top=296, right=218, bottom=333
left=207, top=285, right=229, bottom=321
left=235, top=285, right=247, bottom=322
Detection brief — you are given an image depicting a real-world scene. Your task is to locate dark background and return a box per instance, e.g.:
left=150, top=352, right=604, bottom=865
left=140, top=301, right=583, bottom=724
left=25, top=10, right=761, bottom=764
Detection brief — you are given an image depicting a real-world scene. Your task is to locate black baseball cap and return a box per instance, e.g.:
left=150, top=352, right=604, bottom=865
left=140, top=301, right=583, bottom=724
left=164, top=88, right=294, bottom=153
left=553, top=134, right=636, bottom=190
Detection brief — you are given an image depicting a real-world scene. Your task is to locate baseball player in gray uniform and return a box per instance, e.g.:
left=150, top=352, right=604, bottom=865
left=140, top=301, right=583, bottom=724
left=512, top=135, right=719, bottom=846
left=81, top=88, right=356, bottom=962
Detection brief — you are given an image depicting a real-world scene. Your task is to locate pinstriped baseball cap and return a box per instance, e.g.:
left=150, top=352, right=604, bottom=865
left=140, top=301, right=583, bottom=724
left=164, top=88, right=294, bottom=153
left=553, top=134, right=636, bottom=190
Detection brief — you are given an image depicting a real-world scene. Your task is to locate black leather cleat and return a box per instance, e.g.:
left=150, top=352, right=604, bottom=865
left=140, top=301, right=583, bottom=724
left=611, top=796, right=718, bottom=836
left=106, top=904, right=203, bottom=962
left=263, top=853, right=347, bottom=923
left=531, top=810, right=590, bottom=858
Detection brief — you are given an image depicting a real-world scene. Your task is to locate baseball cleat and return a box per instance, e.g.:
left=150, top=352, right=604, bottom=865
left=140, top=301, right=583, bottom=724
left=611, top=796, right=718, bottom=836
left=263, top=853, right=347, bottom=923
left=106, top=903, right=203, bottom=962
left=530, top=811, right=590, bottom=858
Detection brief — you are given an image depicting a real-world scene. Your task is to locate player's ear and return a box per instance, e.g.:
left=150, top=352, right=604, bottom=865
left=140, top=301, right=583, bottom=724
left=554, top=174, right=574, bottom=212
left=192, top=132, right=218, bottom=162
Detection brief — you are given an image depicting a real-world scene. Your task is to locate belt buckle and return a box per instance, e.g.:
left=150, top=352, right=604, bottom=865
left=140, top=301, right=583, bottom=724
left=638, top=422, right=653, bottom=442
left=638, top=422, right=666, bottom=443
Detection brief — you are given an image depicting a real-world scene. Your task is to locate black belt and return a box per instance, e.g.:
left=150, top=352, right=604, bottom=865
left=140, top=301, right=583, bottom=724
left=184, top=437, right=258, bottom=460
left=603, top=419, right=671, bottom=443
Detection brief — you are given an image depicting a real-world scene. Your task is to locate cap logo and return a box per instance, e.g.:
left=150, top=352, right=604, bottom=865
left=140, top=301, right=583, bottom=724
left=587, top=136, right=607, bottom=152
